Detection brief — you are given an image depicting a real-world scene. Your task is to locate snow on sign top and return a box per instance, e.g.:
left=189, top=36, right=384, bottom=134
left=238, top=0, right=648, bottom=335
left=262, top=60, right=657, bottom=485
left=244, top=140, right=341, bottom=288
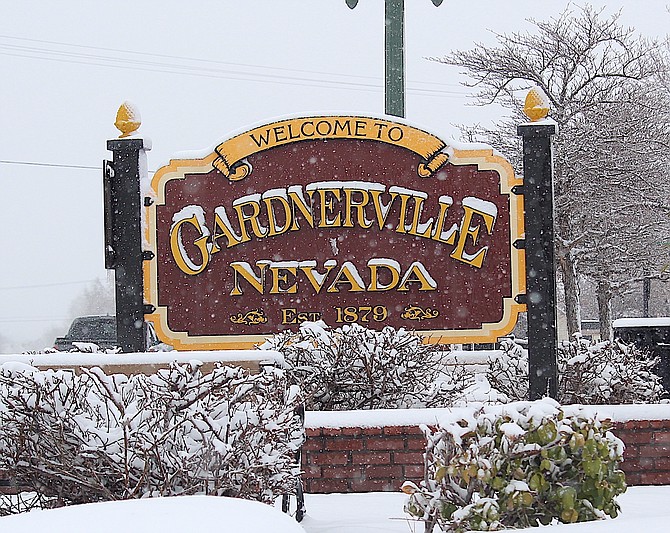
left=144, top=115, right=525, bottom=350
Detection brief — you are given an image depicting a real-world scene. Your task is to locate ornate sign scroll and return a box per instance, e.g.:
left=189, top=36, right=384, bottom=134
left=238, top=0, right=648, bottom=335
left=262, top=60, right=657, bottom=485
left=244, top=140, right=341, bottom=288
left=144, top=115, right=525, bottom=349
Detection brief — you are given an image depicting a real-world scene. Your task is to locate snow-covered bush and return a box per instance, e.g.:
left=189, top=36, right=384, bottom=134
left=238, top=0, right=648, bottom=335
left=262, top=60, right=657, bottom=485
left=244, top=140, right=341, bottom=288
left=486, top=339, right=529, bottom=402
left=424, top=364, right=478, bottom=408
left=403, top=399, right=626, bottom=532
left=557, top=339, right=663, bottom=404
left=0, top=362, right=303, bottom=511
left=484, top=338, right=663, bottom=405
left=425, top=374, right=510, bottom=407
left=261, top=321, right=446, bottom=410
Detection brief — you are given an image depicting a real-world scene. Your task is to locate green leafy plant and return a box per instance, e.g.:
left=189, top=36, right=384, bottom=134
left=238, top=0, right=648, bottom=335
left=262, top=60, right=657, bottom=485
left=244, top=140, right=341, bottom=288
left=404, top=399, right=626, bottom=532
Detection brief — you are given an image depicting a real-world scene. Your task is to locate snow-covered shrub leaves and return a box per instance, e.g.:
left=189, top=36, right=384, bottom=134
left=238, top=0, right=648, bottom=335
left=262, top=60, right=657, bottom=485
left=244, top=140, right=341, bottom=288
left=0, top=362, right=303, bottom=510
left=261, top=321, right=447, bottom=411
left=404, top=399, right=626, bottom=532
left=485, top=338, right=663, bottom=405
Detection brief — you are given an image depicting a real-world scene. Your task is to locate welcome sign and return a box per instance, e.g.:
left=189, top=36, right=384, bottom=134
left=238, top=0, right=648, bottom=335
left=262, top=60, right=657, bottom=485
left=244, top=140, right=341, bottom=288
left=144, top=115, right=525, bottom=349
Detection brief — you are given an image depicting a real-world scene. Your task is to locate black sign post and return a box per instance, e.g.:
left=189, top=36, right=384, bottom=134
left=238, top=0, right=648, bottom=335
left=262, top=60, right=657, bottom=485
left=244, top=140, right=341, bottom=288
left=517, top=120, right=558, bottom=400
left=104, top=137, right=150, bottom=353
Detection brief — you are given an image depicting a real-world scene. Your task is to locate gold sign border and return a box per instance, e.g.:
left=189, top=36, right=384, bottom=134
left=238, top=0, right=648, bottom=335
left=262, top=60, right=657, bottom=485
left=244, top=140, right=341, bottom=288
left=211, top=116, right=449, bottom=181
left=144, top=115, right=526, bottom=350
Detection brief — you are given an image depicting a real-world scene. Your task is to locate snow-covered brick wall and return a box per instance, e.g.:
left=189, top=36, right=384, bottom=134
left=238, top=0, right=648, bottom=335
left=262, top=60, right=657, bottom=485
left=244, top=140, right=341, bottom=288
left=302, top=404, right=670, bottom=493
left=302, top=425, right=425, bottom=493
left=614, top=420, right=670, bottom=485
left=0, top=350, right=284, bottom=375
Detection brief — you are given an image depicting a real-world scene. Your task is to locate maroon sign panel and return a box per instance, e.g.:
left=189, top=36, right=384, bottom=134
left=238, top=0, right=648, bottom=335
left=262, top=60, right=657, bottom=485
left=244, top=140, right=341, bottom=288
left=144, top=116, right=525, bottom=349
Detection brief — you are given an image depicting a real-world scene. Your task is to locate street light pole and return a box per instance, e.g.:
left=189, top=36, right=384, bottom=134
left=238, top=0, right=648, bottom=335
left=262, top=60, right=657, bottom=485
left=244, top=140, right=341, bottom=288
left=346, top=0, right=443, bottom=118
left=385, top=0, right=405, bottom=117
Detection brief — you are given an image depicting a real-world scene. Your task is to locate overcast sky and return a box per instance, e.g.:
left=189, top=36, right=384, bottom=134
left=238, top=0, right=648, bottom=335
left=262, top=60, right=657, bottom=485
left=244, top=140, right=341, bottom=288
left=1, top=1, right=668, bottom=352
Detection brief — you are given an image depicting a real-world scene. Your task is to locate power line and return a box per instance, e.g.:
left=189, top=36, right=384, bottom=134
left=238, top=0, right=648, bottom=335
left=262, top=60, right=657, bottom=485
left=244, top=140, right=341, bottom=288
left=0, top=48, right=465, bottom=97
left=0, top=160, right=156, bottom=174
left=0, top=317, right=70, bottom=323
left=0, top=279, right=101, bottom=290
left=0, top=36, right=471, bottom=98
left=0, top=160, right=99, bottom=171
left=0, top=34, right=470, bottom=173
left=0, top=33, right=466, bottom=89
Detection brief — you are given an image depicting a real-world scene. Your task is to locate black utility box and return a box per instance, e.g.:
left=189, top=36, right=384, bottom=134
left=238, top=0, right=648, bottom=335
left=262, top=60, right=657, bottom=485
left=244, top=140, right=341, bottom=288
left=613, top=318, right=670, bottom=393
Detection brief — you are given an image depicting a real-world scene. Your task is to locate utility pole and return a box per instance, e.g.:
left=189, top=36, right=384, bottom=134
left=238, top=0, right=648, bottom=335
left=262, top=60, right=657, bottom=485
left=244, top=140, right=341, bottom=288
left=643, top=272, right=651, bottom=317
left=345, top=0, right=443, bottom=118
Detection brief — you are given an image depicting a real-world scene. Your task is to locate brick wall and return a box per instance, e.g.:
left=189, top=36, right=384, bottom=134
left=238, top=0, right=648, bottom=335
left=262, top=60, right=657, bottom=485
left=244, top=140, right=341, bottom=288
left=614, top=419, right=670, bottom=486
left=302, top=426, right=426, bottom=493
left=303, top=418, right=670, bottom=493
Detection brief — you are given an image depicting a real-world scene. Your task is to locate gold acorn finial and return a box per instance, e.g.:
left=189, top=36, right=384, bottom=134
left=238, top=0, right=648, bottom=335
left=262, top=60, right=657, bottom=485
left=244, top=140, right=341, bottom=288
left=114, top=101, right=142, bottom=138
left=523, top=87, right=550, bottom=122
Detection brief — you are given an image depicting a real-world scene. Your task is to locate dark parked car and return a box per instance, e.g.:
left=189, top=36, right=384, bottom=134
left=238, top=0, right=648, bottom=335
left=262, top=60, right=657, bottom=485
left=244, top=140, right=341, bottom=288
left=54, top=315, right=160, bottom=351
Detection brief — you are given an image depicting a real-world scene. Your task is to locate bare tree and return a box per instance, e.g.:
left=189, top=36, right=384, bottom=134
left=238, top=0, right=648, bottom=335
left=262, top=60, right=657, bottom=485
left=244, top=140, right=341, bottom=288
left=68, top=277, right=115, bottom=318
left=573, top=81, right=670, bottom=338
left=436, top=6, right=670, bottom=336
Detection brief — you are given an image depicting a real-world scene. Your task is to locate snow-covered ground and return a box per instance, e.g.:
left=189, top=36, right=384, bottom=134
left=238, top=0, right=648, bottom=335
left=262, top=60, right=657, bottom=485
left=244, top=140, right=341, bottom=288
left=1, top=487, right=667, bottom=532
left=0, top=495, right=304, bottom=533
left=302, top=487, right=669, bottom=532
